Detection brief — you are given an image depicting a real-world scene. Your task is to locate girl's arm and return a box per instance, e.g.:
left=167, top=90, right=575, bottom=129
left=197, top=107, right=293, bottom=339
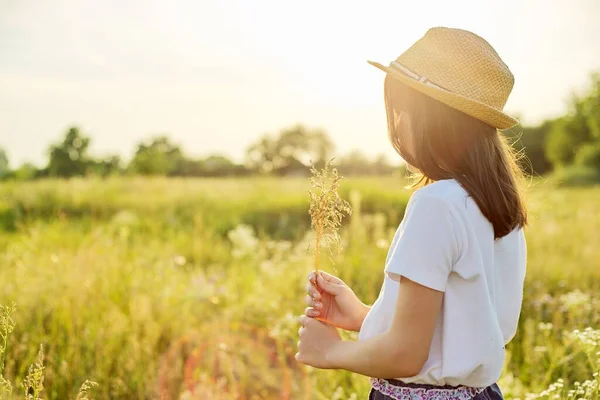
left=297, top=195, right=454, bottom=377
left=297, top=276, right=442, bottom=379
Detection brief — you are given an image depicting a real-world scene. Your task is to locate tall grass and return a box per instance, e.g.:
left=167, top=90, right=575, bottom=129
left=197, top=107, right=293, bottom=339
left=0, top=177, right=598, bottom=399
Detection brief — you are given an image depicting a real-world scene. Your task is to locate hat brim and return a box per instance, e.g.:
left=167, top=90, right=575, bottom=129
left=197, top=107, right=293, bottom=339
left=367, top=61, right=519, bottom=130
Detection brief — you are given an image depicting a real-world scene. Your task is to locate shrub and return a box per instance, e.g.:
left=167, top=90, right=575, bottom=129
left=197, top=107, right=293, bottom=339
left=552, top=165, right=600, bottom=187
left=575, top=142, right=600, bottom=170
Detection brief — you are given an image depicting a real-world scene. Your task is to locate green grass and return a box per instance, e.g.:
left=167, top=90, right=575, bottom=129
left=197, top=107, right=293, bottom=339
left=0, top=177, right=410, bottom=240
left=0, top=177, right=598, bottom=399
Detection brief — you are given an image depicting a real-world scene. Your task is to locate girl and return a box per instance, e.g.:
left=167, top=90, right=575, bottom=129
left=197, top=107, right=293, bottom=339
left=296, top=27, right=527, bottom=400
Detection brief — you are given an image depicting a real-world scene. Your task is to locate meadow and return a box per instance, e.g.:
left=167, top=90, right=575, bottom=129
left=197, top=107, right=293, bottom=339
left=0, top=177, right=599, bottom=400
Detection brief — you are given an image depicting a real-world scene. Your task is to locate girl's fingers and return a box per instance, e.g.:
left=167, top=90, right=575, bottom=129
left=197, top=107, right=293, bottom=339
left=305, top=282, right=321, bottom=300
left=297, top=315, right=307, bottom=326
left=304, top=307, right=320, bottom=317
left=305, top=294, right=312, bottom=306
left=310, top=270, right=344, bottom=288
left=304, top=295, right=322, bottom=309
left=318, top=271, right=343, bottom=285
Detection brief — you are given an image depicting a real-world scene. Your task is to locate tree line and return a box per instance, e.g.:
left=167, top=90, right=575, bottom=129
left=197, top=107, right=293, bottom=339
left=1, top=72, right=598, bottom=181
left=0, top=125, right=399, bottom=180
left=504, top=72, right=600, bottom=181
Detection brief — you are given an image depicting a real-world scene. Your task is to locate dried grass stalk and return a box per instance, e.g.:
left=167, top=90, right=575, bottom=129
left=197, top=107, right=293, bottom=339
left=308, top=161, right=352, bottom=274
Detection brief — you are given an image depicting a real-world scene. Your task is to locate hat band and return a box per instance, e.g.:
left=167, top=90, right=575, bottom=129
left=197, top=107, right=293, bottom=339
left=390, top=61, right=446, bottom=91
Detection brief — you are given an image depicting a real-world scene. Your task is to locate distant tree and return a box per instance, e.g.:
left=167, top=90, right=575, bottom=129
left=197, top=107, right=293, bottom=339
left=172, top=155, right=249, bottom=177
left=47, top=127, right=91, bottom=177
left=503, top=121, right=553, bottom=176
left=336, top=151, right=397, bottom=176
left=202, top=155, right=247, bottom=176
left=582, top=72, right=600, bottom=139
left=246, top=136, right=278, bottom=174
left=546, top=115, right=591, bottom=168
left=173, top=158, right=205, bottom=176
left=546, top=73, right=600, bottom=168
left=275, top=127, right=310, bottom=161
left=129, top=136, right=184, bottom=176
left=246, top=125, right=334, bottom=175
left=308, top=129, right=335, bottom=169
left=0, top=148, right=9, bottom=179
left=89, top=155, right=122, bottom=177
left=372, top=154, right=396, bottom=175
left=273, top=157, right=309, bottom=177
left=275, top=125, right=334, bottom=170
left=575, top=142, right=600, bottom=170
left=336, top=150, right=372, bottom=175
left=14, top=163, right=38, bottom=180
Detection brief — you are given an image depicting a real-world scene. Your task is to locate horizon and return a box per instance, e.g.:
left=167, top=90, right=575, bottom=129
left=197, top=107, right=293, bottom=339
left=1, top=0, right=599, bottom=168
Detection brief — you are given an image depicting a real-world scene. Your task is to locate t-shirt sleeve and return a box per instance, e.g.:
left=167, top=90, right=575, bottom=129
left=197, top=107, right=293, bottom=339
left=385, top=193, right=461, bottom=292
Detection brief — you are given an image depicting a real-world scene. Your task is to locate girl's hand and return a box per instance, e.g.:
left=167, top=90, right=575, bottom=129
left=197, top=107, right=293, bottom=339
left=305, top=271, right=370, bottom=332
left=295, top=315, right=341, bottom=369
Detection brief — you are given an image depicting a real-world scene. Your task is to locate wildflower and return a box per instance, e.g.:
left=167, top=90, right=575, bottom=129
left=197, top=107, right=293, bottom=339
left=22, top=345, right=44, bottom=400
left=228, top=224, right=259, bottom=258
left=376, top=239, right=389, bottom=249
left=172, top=255, right=186, bottom=267
left=76, top=380, right=99, bottom=400
left=268, top=312, right=297, bottom=340
left=560, top=290, right=592, bottom=311
left=538, top=322, right=554, bottom=332
left=569, top=327, right=600, bottom=348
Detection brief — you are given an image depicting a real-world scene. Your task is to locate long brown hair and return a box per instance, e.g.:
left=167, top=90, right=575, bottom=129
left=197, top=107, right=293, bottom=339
left=384, top=75, right=527, bottom=239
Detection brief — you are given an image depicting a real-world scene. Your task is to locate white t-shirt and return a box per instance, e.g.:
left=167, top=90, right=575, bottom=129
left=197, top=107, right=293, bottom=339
left=358, top=179, right=527, bottom=388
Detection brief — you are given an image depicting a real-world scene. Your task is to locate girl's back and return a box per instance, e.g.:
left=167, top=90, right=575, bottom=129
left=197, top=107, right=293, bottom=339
left=360, top=179, right=527, bottom=388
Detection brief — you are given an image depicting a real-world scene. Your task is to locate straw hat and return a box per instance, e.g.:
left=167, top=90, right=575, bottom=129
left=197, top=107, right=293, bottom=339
left=369, top=27, right=519, bottom=129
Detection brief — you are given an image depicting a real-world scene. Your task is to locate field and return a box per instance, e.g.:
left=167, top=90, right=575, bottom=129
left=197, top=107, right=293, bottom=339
left=0, top=177, right=599, bottom=400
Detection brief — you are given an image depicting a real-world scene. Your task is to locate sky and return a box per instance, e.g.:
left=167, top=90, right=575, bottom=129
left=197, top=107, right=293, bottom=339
left=1, top=0, right=599, bottom=167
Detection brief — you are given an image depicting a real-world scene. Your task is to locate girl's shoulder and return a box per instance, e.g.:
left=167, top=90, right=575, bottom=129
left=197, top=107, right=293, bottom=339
left=409, top=179, right=467, bottom=208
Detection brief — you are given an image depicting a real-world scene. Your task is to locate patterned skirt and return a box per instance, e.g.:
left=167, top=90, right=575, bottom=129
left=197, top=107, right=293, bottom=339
left=368, top=378, right=504, bottom=400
